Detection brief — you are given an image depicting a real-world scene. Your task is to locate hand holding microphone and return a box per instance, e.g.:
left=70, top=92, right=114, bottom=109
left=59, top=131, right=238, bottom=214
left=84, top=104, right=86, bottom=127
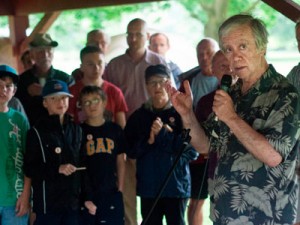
left=214, top=74, right=232, bottom=121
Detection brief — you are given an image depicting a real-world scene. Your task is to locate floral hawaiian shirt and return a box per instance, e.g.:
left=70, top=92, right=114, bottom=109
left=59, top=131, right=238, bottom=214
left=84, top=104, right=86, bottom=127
left=287, top=62, right=300, bottom=91
left=204, top=65, right=300, bottom=225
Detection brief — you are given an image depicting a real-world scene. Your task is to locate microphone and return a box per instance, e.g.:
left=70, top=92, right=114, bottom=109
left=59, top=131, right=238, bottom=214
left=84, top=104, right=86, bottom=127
left=214, top=74, right=232, bottom=121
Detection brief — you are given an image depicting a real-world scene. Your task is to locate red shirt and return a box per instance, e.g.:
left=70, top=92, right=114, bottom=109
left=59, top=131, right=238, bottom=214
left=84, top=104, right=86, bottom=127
left=68, top=80, right=128, bottom=123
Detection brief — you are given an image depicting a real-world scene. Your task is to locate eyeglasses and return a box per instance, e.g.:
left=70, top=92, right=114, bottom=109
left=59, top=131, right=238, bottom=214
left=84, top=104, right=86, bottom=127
left=81, top=98, right=101, bottom=107
left=146, top=78, right=168, bottom=88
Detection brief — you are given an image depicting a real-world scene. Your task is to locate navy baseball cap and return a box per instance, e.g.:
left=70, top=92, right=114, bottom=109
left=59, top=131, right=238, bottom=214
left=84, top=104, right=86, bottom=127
left=145, top=64, right=170, bottom=81
left=0, top=65, right=18, bottom=84
left=42, top=80, right=73, bottom=98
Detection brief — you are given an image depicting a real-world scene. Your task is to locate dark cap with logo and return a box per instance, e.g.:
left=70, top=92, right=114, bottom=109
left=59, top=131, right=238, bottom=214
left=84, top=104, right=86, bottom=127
left=42, top=80, right=73, bottom=98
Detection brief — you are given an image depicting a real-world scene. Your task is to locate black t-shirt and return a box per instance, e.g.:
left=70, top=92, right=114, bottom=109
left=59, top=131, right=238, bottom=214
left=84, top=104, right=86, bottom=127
left=80, top=121, right=127, bottom=199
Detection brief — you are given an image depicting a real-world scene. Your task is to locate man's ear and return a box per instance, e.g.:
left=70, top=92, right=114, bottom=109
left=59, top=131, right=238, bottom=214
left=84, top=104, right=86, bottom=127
left=263, top=49, right=267, bottom=56
left=259, top=47, right=267, bottom=56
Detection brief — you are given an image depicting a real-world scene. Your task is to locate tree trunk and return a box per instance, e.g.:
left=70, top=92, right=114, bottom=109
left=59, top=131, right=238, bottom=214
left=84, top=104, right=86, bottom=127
left=202, top=0, right=229, bottom=40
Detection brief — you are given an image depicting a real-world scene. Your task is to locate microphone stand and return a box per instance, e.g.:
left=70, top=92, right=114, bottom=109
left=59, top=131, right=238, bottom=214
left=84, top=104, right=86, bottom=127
left=140, top=129, right=191, bottom=225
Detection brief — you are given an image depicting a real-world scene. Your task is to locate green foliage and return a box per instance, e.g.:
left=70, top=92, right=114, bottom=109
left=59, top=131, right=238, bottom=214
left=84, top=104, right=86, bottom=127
left=227, top=0, right=259, bottom=14
left=56, top=2, right=170, bottom=30
left=252, top=2, right=277, bottom=27
left=175, top=0, right=285, bottom=39
left=31, top=2, right=171, bottom=50
left=0, top=2, right=171, bottom=37
left=180, top=0, right=279, bottom=28
left=0, top=16, right=7, bottom=27
left=29, top=13, right=44, bottom=27
left=179, top=0, right=205, bottom=22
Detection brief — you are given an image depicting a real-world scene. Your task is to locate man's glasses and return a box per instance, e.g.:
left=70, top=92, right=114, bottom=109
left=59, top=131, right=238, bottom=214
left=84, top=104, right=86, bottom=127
left=146, top=78, right=168, bottom=88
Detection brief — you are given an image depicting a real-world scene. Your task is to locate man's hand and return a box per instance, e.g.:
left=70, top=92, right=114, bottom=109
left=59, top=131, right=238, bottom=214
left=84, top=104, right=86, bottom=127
left=166, top=80, right=194, bottom=118
left=213, top=89, right=237, bottom=123
left=27, top=83, right=43, bottom=97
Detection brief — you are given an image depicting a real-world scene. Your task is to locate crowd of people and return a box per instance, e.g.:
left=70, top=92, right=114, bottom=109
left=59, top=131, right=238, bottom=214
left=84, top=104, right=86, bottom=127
left=0, top=13, right=299, bottom=225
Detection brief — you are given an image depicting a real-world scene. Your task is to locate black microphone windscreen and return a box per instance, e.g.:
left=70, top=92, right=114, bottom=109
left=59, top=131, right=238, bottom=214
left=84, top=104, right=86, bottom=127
left=220, top=74, right=232, bottom=92
left=214, top=74, right=232, bottom=121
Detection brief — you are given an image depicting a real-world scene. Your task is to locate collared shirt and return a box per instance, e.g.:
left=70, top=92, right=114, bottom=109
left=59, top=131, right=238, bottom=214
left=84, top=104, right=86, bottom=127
left=167, top=60, right=182, bottom=88
left=15, top=66, right=72, bottom=126
left=204, top=65, right=300, bottom=224
left=287, top=61, right=300, bottom=225
left=287, top=62, right=300, bottom=91
left=104, top=49, right=169, bottom=118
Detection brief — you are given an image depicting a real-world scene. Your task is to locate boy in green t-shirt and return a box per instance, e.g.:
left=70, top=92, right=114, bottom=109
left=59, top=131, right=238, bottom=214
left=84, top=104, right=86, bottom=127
left=0, top=64, right=30, bottom=225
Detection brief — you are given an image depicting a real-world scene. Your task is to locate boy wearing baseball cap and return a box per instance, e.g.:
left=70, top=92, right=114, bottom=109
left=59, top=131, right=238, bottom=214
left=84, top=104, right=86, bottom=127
left=0, top=64, right=30, bottom=225
left=125, top=64, right=198, bottom=225
left=24, top=80, right=82, bottom=225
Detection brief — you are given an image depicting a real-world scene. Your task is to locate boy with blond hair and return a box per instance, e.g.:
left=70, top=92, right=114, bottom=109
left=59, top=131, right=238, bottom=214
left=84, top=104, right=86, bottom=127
left=24, top=80, right=82, bottom=225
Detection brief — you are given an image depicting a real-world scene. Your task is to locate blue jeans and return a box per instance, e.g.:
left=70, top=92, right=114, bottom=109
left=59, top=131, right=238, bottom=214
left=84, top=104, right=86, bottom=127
left=0, top=206, right=28, bottom=225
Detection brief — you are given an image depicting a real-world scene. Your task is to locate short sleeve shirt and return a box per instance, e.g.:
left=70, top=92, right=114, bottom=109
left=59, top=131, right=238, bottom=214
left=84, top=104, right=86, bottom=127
left=287, top=63, right=300, bottom=91
left=81, top=121, right=127, bottom=194
left=190, top=72, right=218, bottom=108
left=204, top=65, right=300, bottom=224
left=68, top=80, right=128, bottom=123
left=104, top=49, right=168, bottom=118
left=0, top=108, right=29, bottom=206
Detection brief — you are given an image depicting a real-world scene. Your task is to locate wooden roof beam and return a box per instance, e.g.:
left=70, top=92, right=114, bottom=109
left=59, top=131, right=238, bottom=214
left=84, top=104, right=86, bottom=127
left=9, top=15, right=29, bottom=71
left=21, top=12, right=61, bottom=51
left=13, top=0, right=163, bottom=16
left=262, top=0, right=300, bottom=22
left=0, top=0, right=14, bottom=16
